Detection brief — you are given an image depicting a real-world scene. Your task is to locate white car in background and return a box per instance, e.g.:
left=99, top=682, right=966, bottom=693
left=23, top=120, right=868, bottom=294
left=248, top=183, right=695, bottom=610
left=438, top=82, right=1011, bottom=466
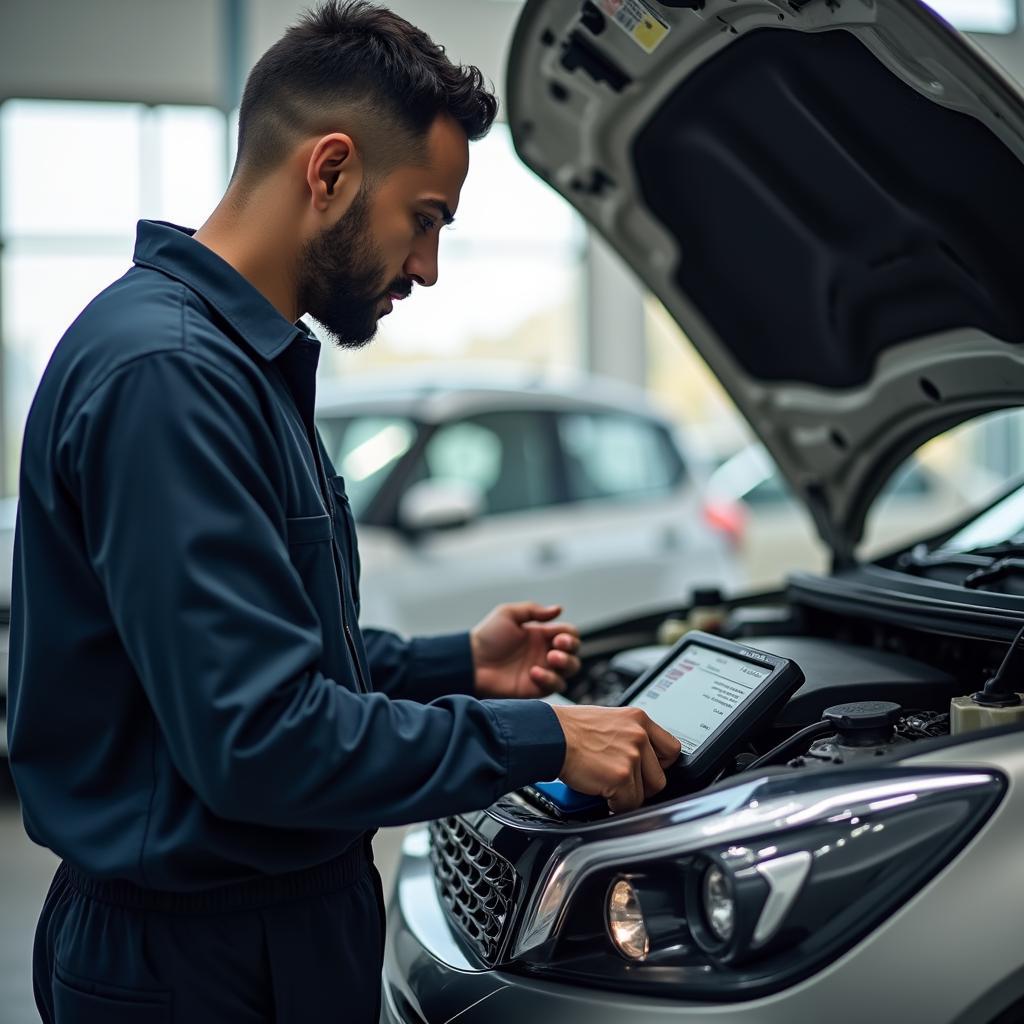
left=314, top=371, right=744, bottom=636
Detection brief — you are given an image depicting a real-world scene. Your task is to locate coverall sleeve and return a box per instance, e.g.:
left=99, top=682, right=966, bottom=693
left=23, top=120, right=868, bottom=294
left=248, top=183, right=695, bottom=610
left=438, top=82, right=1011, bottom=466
left=362, top=629, right=477, bottom=702
left=55, top=350, right=566, bottom=830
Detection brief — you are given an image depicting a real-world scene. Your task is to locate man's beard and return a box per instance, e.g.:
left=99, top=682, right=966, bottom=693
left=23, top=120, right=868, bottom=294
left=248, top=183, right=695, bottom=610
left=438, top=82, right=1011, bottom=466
left=296, top=186, right=406, bottom=349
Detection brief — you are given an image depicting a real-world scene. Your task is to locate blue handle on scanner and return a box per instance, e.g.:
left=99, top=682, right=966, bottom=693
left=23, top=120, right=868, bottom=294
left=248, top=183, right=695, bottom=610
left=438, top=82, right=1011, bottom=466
left=531, top=779, right=605, bottom=815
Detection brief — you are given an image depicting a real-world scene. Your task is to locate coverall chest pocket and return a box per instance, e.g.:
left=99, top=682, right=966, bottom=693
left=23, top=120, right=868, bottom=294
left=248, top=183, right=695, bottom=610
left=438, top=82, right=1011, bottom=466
left=284, top=511, right=354, bottom=680
left=283, top=513, right=339, bottom=616
left=285, top=513, right=333, bottom=546
left=328, top=475, right=361, bottom=613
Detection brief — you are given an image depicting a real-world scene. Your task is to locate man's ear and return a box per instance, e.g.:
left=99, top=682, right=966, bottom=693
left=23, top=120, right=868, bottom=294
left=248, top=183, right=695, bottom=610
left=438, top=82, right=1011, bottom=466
left=307, top=133, right=363, bottom=212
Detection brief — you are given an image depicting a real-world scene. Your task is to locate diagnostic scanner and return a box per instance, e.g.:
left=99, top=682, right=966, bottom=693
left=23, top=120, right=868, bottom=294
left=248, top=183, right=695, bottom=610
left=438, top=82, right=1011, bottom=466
left=527, top=631, right=804, bottom=815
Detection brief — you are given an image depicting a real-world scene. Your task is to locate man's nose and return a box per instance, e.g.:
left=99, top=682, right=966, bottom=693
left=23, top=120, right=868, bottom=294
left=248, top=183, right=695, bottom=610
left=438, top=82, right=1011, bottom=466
left=404, top=242, right=439, bottom=288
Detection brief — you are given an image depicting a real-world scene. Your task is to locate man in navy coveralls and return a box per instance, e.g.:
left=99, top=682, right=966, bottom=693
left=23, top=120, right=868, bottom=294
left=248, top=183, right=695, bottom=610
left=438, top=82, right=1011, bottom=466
left=7, top=3, right=681, bottom=1020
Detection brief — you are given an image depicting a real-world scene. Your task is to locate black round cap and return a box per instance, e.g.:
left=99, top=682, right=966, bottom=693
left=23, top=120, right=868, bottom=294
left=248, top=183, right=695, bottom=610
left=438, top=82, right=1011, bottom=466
left=823, top=700, right=903, bottom=733
left=690, top=587, right=725, bottom=607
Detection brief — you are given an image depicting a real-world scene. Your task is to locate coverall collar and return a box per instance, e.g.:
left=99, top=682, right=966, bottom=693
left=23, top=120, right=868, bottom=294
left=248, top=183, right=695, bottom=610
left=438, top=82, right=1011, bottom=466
left=132, top=219, right=315, bottom=362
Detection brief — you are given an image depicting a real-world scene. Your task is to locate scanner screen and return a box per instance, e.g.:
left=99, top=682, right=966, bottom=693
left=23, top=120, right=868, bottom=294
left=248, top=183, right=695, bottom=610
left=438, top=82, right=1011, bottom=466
left=630, top=644, right=772, bottom=755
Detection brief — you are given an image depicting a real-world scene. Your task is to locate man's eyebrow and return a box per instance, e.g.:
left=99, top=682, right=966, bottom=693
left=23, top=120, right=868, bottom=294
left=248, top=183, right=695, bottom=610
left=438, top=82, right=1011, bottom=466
left=422, top=198, right=455, bottom=226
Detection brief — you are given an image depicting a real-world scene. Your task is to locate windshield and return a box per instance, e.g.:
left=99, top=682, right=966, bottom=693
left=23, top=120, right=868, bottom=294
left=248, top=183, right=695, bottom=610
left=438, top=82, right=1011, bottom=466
left=938, top=480, right=1024, bottom=553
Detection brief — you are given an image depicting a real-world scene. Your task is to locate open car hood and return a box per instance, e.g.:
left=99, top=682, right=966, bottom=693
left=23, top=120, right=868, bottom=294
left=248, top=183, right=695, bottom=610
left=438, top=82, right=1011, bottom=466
left=507, top=0, right=1024, bottom=567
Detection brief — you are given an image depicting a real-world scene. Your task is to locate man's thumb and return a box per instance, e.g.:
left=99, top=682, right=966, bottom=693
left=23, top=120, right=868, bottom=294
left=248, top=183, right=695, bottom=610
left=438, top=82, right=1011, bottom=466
left=508, top=602, right=561, bottom=623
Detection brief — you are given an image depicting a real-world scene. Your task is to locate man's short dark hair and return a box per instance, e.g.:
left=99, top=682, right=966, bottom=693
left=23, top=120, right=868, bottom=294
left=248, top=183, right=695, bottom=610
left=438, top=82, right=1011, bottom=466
left=233, top=0, right=498, bottom=187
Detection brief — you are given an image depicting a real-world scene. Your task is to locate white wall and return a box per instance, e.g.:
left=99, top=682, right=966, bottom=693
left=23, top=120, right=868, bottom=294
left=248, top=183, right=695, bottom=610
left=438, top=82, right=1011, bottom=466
left=0, top=0, right=525, bottom=115
left=247, top=0, right=524, bottom=115
left=0, top=0, right=222, bottom=107
left=0, top=0, right=1020, bottom=111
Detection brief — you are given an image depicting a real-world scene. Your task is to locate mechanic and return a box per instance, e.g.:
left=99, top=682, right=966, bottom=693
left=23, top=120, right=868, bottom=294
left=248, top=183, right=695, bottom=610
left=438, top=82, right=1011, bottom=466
left=7, top=3, right=681, bottom=1022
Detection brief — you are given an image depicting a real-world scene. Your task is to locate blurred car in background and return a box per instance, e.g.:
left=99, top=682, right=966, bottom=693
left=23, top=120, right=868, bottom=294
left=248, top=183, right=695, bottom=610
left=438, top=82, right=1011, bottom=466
left=707, top=442, right=997, bottom=587
left=315, top=371, right=744, bottom=636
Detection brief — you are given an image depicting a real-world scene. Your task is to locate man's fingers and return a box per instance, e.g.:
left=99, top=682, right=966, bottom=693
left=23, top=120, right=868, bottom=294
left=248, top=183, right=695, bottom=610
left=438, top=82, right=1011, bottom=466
left=554, top=632, right=581, bottom=653
left=529, top=623, right=581, bottom=660
left=644, top=717, right=683, bottom=767
left=529, top=665, right=567, bottom=693
left=533, top=623, right=581, bottom=647
left=607, top=758, right=644, bottom=814
left=639, top=738, right=668, bottom=798
left=546, top=649, right=581, bottom=677
left=626, top=760, right=646, bottom=813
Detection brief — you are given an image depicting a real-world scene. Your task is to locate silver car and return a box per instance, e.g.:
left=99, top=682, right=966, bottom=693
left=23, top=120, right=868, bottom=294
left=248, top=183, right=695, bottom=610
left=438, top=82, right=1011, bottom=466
left=314, top=370, right=742, bottom=637
left=382, top=2, right=1024, bottom=1022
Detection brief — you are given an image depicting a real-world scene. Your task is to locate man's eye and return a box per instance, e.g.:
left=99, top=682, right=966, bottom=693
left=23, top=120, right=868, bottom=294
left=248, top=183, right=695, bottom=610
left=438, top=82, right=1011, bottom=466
left=416, top=214, right=436, bottom=234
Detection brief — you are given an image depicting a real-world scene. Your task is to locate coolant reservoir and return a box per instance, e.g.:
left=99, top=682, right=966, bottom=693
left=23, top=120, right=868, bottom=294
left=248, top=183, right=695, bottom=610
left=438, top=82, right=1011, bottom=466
left=950, top=695, right=1024, bottom=735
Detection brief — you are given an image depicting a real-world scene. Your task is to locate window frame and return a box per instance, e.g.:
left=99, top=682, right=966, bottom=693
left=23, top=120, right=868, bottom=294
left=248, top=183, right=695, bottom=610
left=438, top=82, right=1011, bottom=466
left=0, top=97, right=232, bottom=496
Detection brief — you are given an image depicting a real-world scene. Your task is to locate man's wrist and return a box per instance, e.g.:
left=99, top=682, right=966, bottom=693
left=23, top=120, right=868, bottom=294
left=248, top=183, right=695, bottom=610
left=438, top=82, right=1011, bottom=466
left=482, top=699, right=567, bottom=790
left=410, top=633, right=476, bottom=700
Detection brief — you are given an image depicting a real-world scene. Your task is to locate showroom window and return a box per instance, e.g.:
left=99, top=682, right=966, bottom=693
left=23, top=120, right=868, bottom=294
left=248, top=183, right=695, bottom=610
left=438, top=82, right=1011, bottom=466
left=0, top=109, right=584, bottom=496
left=0, top=99, right=229, bottom=495
left=925, top=0, right=1017, bottom=33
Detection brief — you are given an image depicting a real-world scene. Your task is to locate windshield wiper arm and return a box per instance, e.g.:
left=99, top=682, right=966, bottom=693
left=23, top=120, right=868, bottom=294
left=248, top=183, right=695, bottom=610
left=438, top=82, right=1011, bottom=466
left=897, top=546, right=994, bottom=573
left=963, top=540, right=1024, bottom=559
left=964, top=557, right=1024, bottom=590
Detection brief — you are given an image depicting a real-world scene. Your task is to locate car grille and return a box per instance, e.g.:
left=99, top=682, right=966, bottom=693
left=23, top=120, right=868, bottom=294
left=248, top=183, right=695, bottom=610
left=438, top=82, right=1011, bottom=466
left=428, top=816, right=516, bottom=963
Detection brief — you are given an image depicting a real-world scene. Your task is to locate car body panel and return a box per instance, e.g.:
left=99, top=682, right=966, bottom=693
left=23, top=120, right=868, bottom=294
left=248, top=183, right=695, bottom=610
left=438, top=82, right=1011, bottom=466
left=506, top=0, right=1024, bottom=564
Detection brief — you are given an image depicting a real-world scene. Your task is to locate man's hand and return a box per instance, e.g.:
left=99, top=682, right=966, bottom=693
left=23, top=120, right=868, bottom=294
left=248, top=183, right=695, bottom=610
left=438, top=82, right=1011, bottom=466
left=471, top=602, right=581, bottom=699
left=552, top=705, right=682, bottom=813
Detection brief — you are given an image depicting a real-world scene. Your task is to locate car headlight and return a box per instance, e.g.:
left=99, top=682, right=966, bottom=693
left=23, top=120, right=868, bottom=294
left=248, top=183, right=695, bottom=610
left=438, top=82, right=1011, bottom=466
left=510, top=768, right=1003, bottom=998
left=699, top=861, right=735, bottom=944
left=606, top=878, right=649, bottom=960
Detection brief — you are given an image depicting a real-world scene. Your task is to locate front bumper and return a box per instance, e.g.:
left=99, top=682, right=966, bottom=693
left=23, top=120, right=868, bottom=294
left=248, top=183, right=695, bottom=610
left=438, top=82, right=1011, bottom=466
left=382, top=735, right=1024, bottom=1024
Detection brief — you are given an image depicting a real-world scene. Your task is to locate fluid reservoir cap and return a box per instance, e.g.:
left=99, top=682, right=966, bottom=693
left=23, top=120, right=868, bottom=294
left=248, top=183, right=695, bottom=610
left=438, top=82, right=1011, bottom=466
left=690, top=586, right=725, bottom=607
left=823, top=701, right=903, bottom=746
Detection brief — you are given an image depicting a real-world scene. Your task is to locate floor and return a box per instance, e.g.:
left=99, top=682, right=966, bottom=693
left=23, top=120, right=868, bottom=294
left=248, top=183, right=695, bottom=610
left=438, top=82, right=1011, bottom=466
left=0, top=772, right=56, bottom=1024
left=0, top=767, right=406, bottom=1023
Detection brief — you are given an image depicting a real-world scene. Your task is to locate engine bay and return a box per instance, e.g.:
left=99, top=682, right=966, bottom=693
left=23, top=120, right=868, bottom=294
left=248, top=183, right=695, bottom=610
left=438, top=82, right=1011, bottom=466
left=428, top=589, right=1013, bottom=984
left=510, top=592, right=1005, bottom=825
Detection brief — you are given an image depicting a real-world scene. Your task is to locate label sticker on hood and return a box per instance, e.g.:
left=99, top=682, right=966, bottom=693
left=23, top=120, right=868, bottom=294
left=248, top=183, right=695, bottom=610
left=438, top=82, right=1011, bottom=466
left=598, top=0, right=671, bottom=54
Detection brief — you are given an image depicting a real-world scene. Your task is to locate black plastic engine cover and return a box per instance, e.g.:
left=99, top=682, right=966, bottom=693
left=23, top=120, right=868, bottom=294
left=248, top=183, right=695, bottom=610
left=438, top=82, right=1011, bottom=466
left=752, top=636, right=957, bottom=726
left=601, top=636, right=956, bottom=728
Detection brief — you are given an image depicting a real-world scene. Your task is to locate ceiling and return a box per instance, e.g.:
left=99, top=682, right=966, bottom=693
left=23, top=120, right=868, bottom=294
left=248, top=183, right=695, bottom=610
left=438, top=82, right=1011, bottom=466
left=0, top=0, right=527, bottom=115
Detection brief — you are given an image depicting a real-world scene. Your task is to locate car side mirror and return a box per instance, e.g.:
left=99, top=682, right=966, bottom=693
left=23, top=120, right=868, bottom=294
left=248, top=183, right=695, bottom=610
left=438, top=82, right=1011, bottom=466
left=398, top=479, right=484, bottom=535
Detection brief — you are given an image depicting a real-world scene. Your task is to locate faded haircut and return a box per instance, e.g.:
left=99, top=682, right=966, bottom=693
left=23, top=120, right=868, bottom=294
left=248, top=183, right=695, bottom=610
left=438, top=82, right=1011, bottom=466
left=232, top=0, right=498, bottom=189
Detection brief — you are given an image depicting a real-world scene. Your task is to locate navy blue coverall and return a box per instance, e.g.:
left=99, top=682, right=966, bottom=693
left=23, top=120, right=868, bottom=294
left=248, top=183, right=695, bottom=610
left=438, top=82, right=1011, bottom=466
left=6, top=219, right=566, bottom=1022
